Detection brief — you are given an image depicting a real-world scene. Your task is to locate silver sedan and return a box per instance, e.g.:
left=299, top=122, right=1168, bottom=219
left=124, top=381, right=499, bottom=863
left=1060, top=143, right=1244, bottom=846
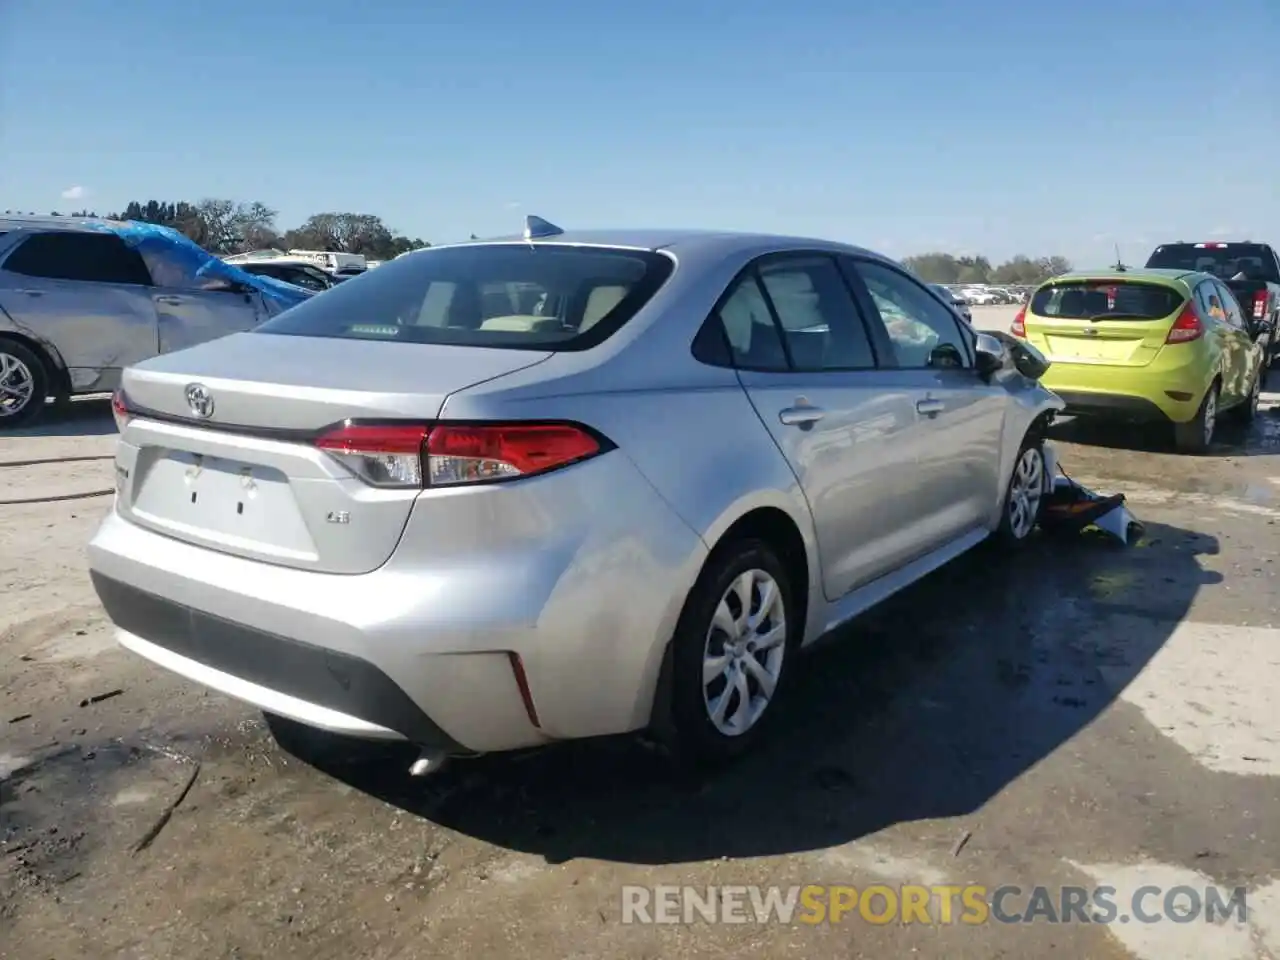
left=88, top=218, right=1063, bottom=772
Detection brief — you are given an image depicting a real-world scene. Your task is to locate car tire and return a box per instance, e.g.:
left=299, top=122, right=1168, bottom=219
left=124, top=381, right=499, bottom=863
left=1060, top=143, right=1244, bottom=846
left=663, top=539, right=798, bottom=767
left=994, top=434, right=1047, bottom=547
left=1229, top=366, right=1263, bottom=425
left=1173, top=381, right=1219, bottom=455
left=0, top=339, right=51, bottom=430
left=262, top=711, right=413, bottom=771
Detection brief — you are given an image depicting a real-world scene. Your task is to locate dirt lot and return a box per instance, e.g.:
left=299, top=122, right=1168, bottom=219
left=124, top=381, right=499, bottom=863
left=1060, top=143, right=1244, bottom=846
left=3, top=392, right=1280, bottom=959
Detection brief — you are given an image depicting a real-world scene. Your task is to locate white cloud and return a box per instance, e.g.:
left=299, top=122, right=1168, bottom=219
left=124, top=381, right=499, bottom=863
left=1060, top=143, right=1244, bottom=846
left=60, top=185, right=88, bottom=201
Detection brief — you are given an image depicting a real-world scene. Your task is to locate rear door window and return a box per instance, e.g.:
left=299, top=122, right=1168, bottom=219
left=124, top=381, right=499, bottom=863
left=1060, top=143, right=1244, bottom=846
left=256, top=244, right=674, bottom=351
left=755, top=256, right=877, bottom=370
left=1030, top=281, right=1183, bottom=321
left=2, top=231, right=152, bottom=286
left=1211, top=280, right=1245, bottom=330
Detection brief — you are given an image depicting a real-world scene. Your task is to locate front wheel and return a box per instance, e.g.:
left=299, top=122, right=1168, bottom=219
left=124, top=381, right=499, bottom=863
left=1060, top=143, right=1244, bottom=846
left=664, top=540, right=797, bottom=766
left=995, top=437, right=1046, bottom=547
left=1173, top=382, right=1219, bottom=454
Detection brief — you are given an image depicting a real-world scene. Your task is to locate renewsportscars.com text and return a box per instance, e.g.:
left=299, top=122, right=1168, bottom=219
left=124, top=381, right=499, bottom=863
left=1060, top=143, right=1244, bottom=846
left=620, top=883, right=1248, bottom=926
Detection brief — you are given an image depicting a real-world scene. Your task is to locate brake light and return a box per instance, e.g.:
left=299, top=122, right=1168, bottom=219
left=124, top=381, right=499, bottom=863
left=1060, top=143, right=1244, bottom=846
left=1253, top=290, right=1267, bottom=320
left=111, top=389, right=132, bottom=432
left=426, top=423, right=603, bottom=486
left=1010, top=305, right=1027, bottom=338
left=1165, top=303, right=1203, bottom=344
left=313, top=421, right=606, bottom=489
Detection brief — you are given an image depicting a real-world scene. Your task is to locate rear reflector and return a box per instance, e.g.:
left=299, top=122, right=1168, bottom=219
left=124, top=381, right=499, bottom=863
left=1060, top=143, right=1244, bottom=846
left=1165, top=303, right=1203, bottom=344
left=1253, top=290, right=1267, bottom=320
left=507, top=652, right=541, bottom=728
left=111, top=389, right=132, bottom=433
left=1010, top=306, right=1027, bottom=338
left=313, top=421, right=606, bottom=489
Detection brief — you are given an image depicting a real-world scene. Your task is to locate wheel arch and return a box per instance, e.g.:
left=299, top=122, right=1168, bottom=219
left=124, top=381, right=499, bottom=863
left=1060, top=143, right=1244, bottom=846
left=0, top=328, right=71, bottom=399
left=645, top=494, right=819, bottom=737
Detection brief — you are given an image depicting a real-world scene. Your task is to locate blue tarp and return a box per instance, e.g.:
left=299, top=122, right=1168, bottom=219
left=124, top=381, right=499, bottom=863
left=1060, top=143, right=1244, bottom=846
left=80, top=219, right=311, bottom=313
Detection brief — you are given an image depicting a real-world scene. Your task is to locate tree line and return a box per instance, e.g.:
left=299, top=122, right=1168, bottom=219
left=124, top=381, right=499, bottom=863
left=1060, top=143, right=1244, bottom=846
left=901, top=252, right=1074, bottom=285
left=3, top=199, right=430, bottom=261
left=5, top=203, right=1072, bottom=281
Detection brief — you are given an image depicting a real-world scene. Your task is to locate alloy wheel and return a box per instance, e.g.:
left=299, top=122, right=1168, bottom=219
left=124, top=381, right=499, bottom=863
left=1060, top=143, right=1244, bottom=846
left=0, top=352, right=35, bottom=419
left=702, top=568, right=787, bottom=737
left=1203, top=388, right=1217, bottom=447
left=1007, top=446, right=1045, bottom=540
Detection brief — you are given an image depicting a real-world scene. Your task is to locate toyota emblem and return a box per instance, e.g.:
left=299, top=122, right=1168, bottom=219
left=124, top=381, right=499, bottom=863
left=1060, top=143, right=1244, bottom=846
left=185, top=383, right=215, bottom=419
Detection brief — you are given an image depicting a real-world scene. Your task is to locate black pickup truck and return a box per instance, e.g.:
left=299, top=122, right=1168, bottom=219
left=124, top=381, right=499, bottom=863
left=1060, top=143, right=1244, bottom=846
left=1145, top=240, right=1279, bottom=359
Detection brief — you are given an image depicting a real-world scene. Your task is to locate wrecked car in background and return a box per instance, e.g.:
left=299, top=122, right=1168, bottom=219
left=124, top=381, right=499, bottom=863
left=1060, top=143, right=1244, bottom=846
left=0, top=216, right=312, bottom=428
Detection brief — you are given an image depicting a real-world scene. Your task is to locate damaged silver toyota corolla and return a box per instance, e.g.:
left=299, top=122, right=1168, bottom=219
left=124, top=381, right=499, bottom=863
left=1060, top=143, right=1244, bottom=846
left=88, top=220, right=1066, bottom=773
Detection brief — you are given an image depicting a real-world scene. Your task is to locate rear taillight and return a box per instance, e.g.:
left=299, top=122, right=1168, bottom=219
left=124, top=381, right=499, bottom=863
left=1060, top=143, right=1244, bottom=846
left=1010, top=306, right=1027, bottom=338
left=111, top=389, right=132, bottom=432
left=1165, top=303, right=1203, bottom=344
left=315, top=423, right=429, bottom=488
left=426, top=423, right=603, bottom=486
left=313, top=421, right=606, bottom=489
left=1253, top=290, right=1268, bottom=320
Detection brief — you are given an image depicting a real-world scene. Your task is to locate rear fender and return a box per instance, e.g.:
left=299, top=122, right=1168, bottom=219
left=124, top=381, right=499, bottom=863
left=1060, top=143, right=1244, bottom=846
left=0, top=302, right=72, bottom=395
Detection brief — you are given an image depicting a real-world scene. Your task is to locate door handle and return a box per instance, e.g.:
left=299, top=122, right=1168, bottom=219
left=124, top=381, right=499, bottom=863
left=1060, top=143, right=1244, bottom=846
left=778, top=405, right=826, bottom=426
left=155, top=295, right=185, bottom=305
left=916, top=398, right=946, bottom=416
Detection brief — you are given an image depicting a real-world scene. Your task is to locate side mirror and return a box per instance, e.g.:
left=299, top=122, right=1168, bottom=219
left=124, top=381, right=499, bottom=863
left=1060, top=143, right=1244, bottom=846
left=973, top=332, right=1007, bottom=379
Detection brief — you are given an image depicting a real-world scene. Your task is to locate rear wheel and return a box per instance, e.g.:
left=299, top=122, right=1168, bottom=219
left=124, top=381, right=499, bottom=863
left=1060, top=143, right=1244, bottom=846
left=0, top=339, right=50, bottom=429
left=664, top=539, right=797, bottom=766
left=1173, top=382, right=1218, bottom=454
left=1229, top=365, right=1263, bottom=425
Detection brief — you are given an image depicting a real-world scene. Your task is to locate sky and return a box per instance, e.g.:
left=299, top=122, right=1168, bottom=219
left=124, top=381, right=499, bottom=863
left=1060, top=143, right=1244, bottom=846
left=1, top=0, right=1276, bottom=267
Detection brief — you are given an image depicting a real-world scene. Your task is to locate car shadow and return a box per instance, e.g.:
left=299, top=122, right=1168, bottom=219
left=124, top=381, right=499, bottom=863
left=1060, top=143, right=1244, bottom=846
left=289, top=519, right=1219, bottom=866
left=2, top=399, right=117, bottom=439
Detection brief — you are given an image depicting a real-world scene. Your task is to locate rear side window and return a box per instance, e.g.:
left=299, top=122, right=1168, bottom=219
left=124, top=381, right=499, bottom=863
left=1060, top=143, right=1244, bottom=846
left=1030, top=281, right=1184, bottom=321
left=256, top=244, right=673, bottom=350
left=756, top=257, right=877, bottom=369
left=1145, top=243, right=1280, bottom=283
left=3, top=231, right=152, bottom=286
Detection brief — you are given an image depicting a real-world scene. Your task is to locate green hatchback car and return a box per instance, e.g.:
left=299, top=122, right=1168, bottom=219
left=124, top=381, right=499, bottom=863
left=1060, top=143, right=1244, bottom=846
left=1012, top=268, right=1266, bottom=453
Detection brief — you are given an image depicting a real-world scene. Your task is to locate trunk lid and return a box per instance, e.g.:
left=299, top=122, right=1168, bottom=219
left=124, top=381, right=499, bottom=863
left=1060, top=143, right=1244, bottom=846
left=115, top=332, right=551, bottom=574
left=1024, top=279, right=1185, bottom=368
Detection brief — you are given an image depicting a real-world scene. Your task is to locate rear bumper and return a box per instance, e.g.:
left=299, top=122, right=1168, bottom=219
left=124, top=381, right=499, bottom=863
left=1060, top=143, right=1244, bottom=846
left=88, top=451, right=709, bottom=754
left=92, top=571, right=464, bottom=749
left=1050, top=390, right=1172, bottom=422
left=1039, top=358, right=1211, bottom=424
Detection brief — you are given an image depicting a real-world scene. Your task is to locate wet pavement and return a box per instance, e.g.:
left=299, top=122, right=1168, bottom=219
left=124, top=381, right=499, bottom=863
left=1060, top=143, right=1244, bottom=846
left=2, top=393, right=1279, bottom=959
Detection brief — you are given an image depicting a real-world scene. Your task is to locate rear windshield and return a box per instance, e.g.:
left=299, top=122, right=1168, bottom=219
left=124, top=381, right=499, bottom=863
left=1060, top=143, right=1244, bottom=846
left=1030, top=281, right=1184, bottom=321
left=1145, top=243, right=1279, bottom=283
left=256, top=243, right=674, bottom=350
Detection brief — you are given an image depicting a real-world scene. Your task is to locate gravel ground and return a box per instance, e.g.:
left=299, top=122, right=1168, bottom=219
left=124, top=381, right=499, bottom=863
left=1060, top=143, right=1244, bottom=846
left=2, top=390, right=1279, bottom=960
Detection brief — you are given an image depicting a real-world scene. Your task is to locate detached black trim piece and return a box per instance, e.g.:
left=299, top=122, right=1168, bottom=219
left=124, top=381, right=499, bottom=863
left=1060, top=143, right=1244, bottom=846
left=90, top=571, right=465, bottom=753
